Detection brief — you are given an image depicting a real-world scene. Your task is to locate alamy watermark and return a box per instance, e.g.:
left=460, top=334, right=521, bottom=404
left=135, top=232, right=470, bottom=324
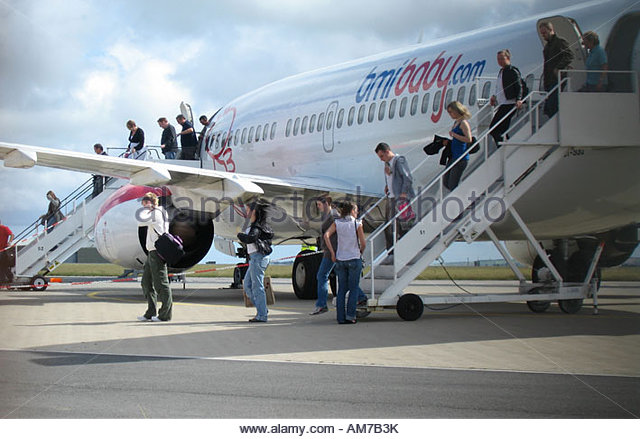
left=133, top=186, right=507, bottom=226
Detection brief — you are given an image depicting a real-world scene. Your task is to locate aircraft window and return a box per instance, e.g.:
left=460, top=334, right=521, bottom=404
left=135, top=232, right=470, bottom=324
left=525, top=74, right=534, bottom=97
left=326, top=111, right=334, bottom=130
left=255, top=125, right=262, bottom=142
left=468, top=84, right=477, bottom=106
left=388, top=99, right=397, bottom=119
left=347, top=107, right=355, bottom=126
left=368, top=102, right=376, bottom=123
left=482, top=81, right=491, bottom=99
left=399, top=97, right=407, bottom=118
left=286, top=119, right=292, bottom=137
left=421, top=93, right=430, bottom=114
left=378, top=101, right=387, bottom=121
left=293, top=117, right=301, bottom=136
left=301, top=116, right=309, bottom=135
left=457, top=86, right=466, bottom=104
left=410, top=95, right=419, bottom=116
left=445, top=88, right=453, bottom=106
left=262, top=123, right=269, bottom=141
left=241, top=128, right=247, bottom=144
left=433, top=90, right=442, bottom=112
left=248, top=126, right=255, bottom=143
left=317, top=112, right=325, bottom=132
left=357, top=104, right=365, bottom=125
left=270, top=122, right=277, bottom=140
left=234, top=129, right=240, bottom=146
left=309, top=114, right=316, bottom=133
left=336, top=108, right=344, bottom=128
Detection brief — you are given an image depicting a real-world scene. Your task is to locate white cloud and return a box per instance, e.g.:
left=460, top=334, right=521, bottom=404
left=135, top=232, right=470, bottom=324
left=0, top=0, right=597, bottom=261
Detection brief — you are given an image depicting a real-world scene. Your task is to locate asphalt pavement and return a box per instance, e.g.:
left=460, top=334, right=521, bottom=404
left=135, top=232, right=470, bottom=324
left=0, top=277, right=638, bottom=418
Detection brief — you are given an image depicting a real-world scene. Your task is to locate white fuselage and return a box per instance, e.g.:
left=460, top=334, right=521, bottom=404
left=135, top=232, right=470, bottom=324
left=200, top=0, right=640, bottom=243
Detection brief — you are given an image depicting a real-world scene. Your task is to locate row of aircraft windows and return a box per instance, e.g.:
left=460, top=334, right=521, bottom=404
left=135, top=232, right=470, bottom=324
left=210, top=75, right=534, bottom=149
left=283, top=81, right=494, bottom=138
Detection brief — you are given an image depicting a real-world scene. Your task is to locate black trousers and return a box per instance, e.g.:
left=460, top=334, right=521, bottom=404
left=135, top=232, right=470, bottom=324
left=489, top=104, right=516, bottom=148
left=543, top=84, right=559, bottom=118
left=0, top=249, right=14, bottom=284
left=444, top=159, right=468, bottom=191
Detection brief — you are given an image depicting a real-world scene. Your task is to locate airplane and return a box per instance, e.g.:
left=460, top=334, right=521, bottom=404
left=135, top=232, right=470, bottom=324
left=1, top=0, right=639, bottom=301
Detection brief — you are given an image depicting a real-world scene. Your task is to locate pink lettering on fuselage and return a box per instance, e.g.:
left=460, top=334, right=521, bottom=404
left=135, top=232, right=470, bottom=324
left=355, top=51, right=484, bottom=123
left=206, top=106, right=237, bottom=173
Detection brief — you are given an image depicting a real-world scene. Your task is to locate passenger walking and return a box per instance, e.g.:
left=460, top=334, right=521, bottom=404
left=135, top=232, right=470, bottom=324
left=580, top=31, right=608, bottom=92
left=489, top=49, right=524, bottom=148
left=39, top=190, right=63, bottom=232
left=0, top=219, right=14, bottom=285
left=444, top=101, right=473, bottom=191
left=197, top=115, right=210, bottom=152
left=539, top=21, right=574, bottom=117
left=176, top=114, right=198, bottom=160
left=237, top=201, right=274, bottom=323
left=91, top=143, right=108, bottom=198
left=125, top=120, right=147, bottom=160
left=310, top=196, right=338, bottom=315
left=324, top=201, right=366, bottom=324
left=137, top=192, right=173, bottom=322
left=374, top=142, right=415, bottom=251
left=157, top=117, right=178, bottom=159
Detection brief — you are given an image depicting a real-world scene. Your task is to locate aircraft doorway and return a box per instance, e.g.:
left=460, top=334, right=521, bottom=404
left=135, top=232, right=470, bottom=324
left=322, top=100, right=338, bottom=153
left=537, top=16, right=588, bottom=88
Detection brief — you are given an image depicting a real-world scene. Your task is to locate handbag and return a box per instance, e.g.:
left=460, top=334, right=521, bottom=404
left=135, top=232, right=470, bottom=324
left=154, top=230, right=185, bottom=265
left=397, top=200, right=416, bottom=222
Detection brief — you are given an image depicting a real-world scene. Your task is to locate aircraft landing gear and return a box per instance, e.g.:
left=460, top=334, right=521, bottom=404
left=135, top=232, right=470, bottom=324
left=292, top=250, right=321, bottom=300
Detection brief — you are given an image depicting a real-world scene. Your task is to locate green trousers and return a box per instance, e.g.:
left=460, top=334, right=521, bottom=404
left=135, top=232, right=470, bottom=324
left=141, top=250, right=173, bottom=321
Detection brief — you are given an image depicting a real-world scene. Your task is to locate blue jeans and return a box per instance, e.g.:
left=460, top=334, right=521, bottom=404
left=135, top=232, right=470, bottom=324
left=334, top=258, right=363, bottom=322
left=164, top=151, right=176, bottom=159
left=315, top=256, right=334, bottom=309
left=244, top=252, right=270, bottom=321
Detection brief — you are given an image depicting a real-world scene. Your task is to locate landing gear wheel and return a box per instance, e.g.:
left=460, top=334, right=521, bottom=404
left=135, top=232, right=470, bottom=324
left=232, top=264, right=247, bottom=289
left=526, top=287, right=551, bottom=313
left=558, top=299, right=583, bottom=314
left=530, top=256, right=552, bottom=312
left=292, top=250, right=321, bottom=300
left=396, top=294, right=424, bottom=321
left=30, top=276, right=48, bottom=291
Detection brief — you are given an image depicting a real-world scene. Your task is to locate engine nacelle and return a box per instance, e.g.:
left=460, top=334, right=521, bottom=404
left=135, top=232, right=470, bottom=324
left=94, top=185, right=214, bottom=269
left=504, top=224, right=639, bottom=268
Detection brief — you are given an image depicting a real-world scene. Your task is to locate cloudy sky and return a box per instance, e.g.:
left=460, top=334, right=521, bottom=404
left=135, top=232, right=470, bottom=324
left=0, top=0, right=597, bottom=264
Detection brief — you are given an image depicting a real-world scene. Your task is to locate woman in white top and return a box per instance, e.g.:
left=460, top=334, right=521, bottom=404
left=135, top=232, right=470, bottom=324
left=324, top=201, right=366, bottom=324
left=137, top=192, right=172, bottom=322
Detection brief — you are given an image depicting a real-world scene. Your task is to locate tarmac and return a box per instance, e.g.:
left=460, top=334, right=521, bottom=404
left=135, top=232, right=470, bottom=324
left=0, top=277, right=639, bottom=418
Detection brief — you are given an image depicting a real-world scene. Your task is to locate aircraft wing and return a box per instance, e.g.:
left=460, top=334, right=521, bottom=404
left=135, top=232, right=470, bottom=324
left=0, top=142, right=380, bottom=207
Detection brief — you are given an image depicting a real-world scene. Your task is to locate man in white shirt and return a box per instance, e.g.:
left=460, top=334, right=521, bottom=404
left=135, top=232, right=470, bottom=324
left=137, top=192, right=173, bottom=322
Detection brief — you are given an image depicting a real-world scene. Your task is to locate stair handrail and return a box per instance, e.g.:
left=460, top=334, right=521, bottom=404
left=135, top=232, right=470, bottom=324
left=359, top=86, right=527, bottom=230
left=363, top=80, right=565, bottom=297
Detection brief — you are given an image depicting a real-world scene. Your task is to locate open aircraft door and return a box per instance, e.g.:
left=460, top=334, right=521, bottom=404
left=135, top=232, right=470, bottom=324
left=537, top=16, right=588, bottom=89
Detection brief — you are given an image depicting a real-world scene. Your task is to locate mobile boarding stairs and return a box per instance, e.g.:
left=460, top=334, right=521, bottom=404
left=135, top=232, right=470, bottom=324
left=6, top=177, right=123, bottom=290
left=359, top=70, right=639, bottom=320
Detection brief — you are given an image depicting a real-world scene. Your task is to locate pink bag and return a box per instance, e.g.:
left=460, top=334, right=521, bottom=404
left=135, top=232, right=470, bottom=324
left=397, top=200, right=416, bottom=222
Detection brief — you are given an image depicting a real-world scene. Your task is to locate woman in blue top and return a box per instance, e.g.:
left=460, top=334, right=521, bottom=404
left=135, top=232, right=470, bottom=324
left=444, top=101, right=473, bottom=191
left=580, top=31, right=608, bottom=92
